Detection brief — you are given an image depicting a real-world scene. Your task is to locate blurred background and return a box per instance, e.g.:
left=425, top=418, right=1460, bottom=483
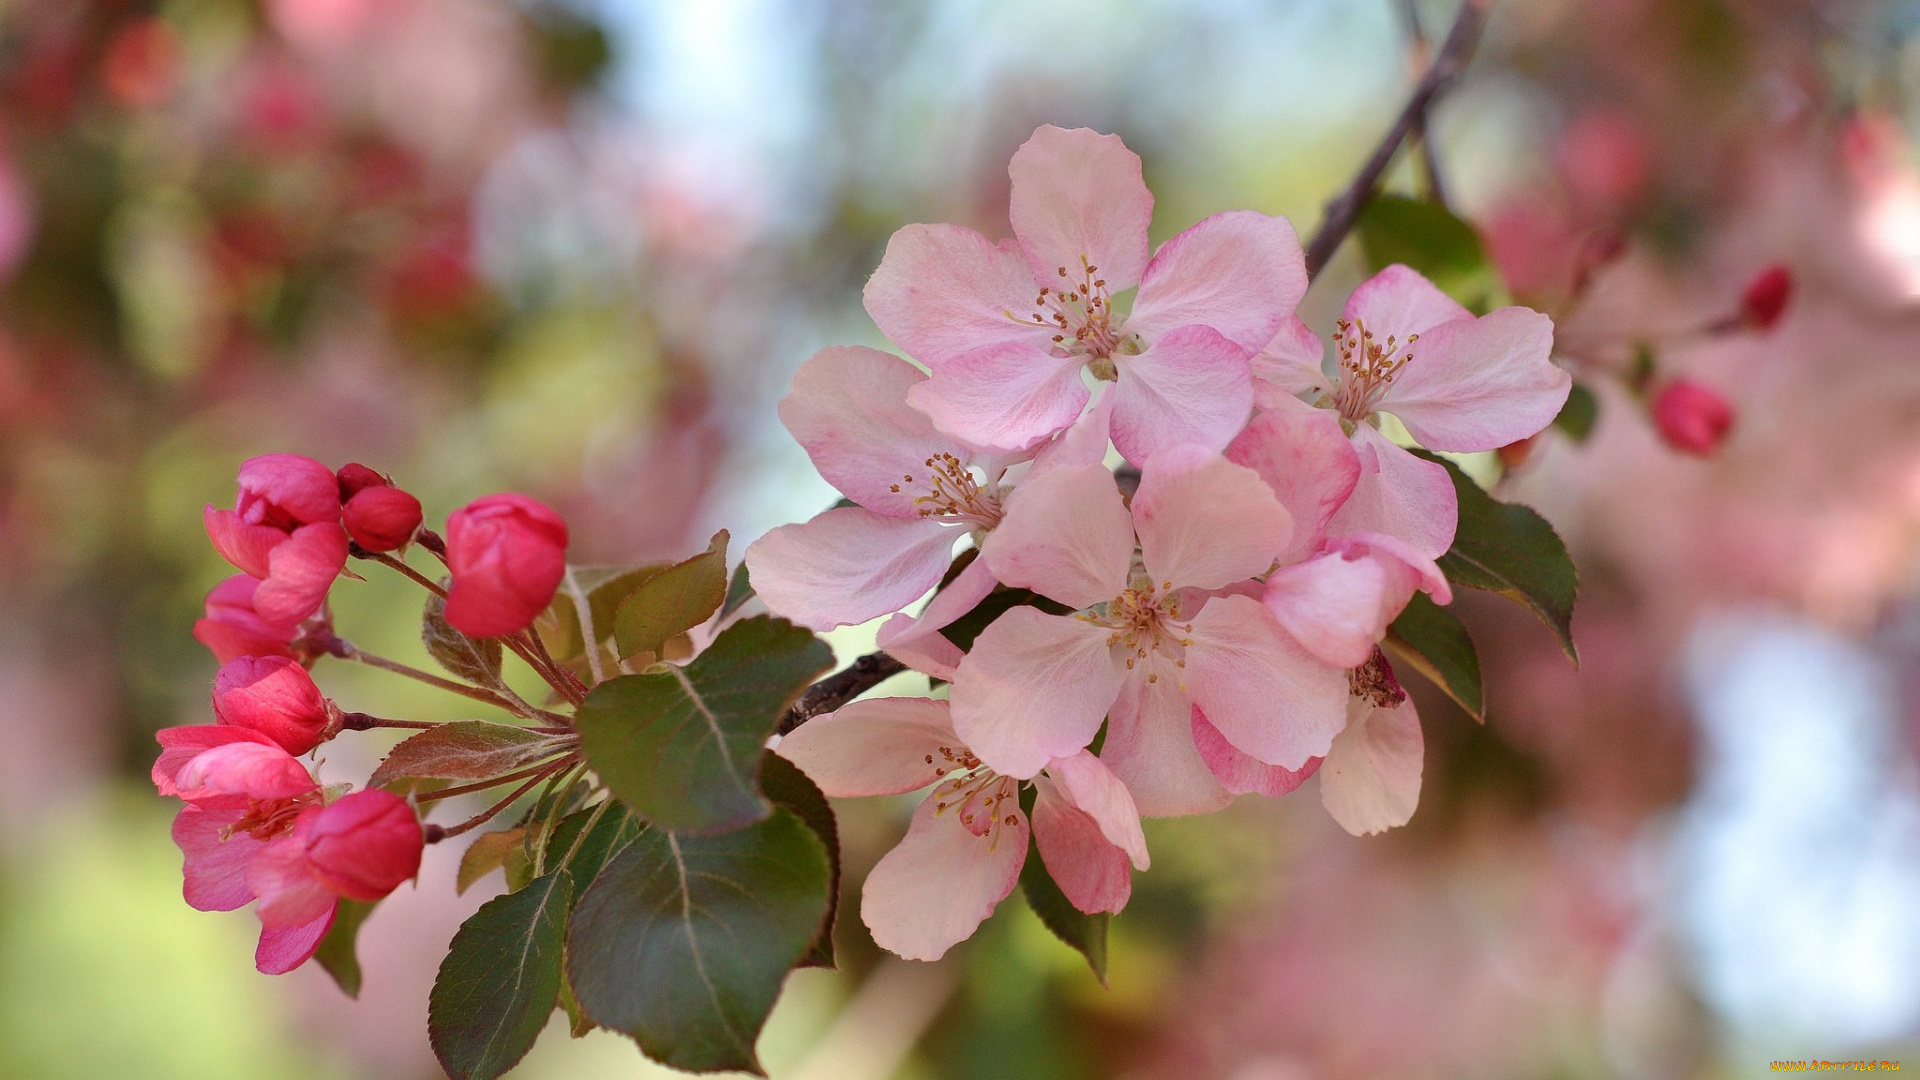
left=2, top=0, right=1919, bottom=1077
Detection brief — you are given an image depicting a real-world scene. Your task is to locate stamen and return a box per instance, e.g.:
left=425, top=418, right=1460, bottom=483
left=1331, top=317, right=1418, bottom=421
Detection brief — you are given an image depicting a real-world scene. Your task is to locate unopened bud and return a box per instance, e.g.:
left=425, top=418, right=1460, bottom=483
left=1740, top=264, right=1792, bottom=332
left=1651, top=379, right=1734, bottom=456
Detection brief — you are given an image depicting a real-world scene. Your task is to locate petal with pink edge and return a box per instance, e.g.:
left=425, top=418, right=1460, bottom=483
left=906, top=340, right=1090, bottom=453
left=779, top=346, right=972, bottom=517
left=1042, top=750, right=1148, bottom=869
left=1028, top=385, right=1114, bottom=475
left=1324, top=426, right=1458, bottom=560
left=1321, top=693, right=1424, bottom=836
left=1262, top=546, right=1425, bottom=669
left=775, top=697, right=958, bottom=798
left=1132, top=444, right=1289, bottom=591
left=205, top=507, right=284, bottom=579
left=248, top=834, right=339, bottom=930
left=1251, top=316, right=1329, bottom=407
left=154, top=724, right=279, bottom=798
left=174, top=741, right=318, bottom=803
left=1031, top=786, right=1132, bottom=914
left=875, top=614, right=966, bottom=683
left=1343, top=263, right=1472, bottom=338
left=863, top=225, right=1046, bottom=368
left=252, top=522, right=348, bottom=626
left=950, top=609, right=1126, bottom=779
left=172, top=806, right=261, bottom=911
left=1008, top=125, right=1152, bottom=293
left=746, top=508, right=955, bottom=632
left=1227, top=398, right=1362, bottom=565
left=1129, top=211, right=1306, bottom=353
left=1376, top=306, right=1568, bottom=452
left=1184, top=595, right=1347, bottom=771
left=883, top=553, right=1000, bottom=647
left=982, top=463, right=1132, bottom=610
left=255, top=906, right=335, bottom=975
left=1101, top=655, right=1230, bottom=817
left=1191, top=707, right=1321, bottom=797
left=236, top=454, right=341, bottom=526
left=1109, top=325, right=1253, bottom=462
left=861, top=792, right=1028, bottom=961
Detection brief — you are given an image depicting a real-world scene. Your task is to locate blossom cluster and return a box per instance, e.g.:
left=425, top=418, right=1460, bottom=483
left=747, top=125, right=1571, bottom=961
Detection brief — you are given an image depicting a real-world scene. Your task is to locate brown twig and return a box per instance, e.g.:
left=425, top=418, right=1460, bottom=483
left=1302, top=0, right=1490, bottom=277
left=1396, top=0, right=1450, bottom=207
left=779, top=652, right=908, bottom=735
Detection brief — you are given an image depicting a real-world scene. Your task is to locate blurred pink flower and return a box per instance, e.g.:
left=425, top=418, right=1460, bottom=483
left=443, top=493, right=568, bottom=638
left=1555, top=109, right=1653, bottom=211
left=1651, top=378, right=1734, bottom=456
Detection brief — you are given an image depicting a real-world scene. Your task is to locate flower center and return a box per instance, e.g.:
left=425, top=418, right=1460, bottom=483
left=224, top=792, right=318, bottom=842
left=927, top=745, right=1022, bottom=849
left=890, top=453, right=1003, bottom=528
left=1084, top=580, right=1193, bottom=679
left=1005, top=254, right=1140, bottom=368
left=1329, top=317, right=1418, bottom=422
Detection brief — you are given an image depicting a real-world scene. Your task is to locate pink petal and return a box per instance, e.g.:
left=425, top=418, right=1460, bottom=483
left=885, top=553, right=1001, bottom=645
left=779, top=346, right=971, bottom=517
left=776, top=697, right=959, bottom=797
left=1342, top=263, right=1472, bottom=338
left=174, top=741, right=318, bottom=803
left=1324, top=426, right=1458, bottom=561
left=1250, top=316, right=1329, bottom=407
left=1227, top=398, right=1362, bottom=565
left=1027, top=385, right=1115, bottom=475
left=1101, top=656, right=1230, bottom=817
left=236, top=453, right=342, bottom=526
left=950, top=609, right=1127, bottom=779
left=303, top=790, right=424, bottom=902
left=1108, top=324, right=1253, bottom=462
left=1008, top=125, right=1152, bottom=293
left=1262, top=546, right=1425, bottom=669
left=153, top=725, right=279, bottom=799
left=1042, top=750, right=1148, bottom=870
left=1191, top=707, right=1321, bottom=797
left=251, top=521, right=347, bottom=626
left=745, top=508, right=957, bottom=631
left=906, top=340, right=1090, bottom=453
left=1184, top=595, right=1347, bottom=770
left=862, top=225, right=1046, bottom=367
left=1377, top=306, right=1568, bottom=452
left=248, top=831, right=339, bottom=930
left=1129, top=210, right=1307, bottom=354
left=172, top=806, right=261, bottom=911
left=1132, top=444, right=1289, bottom=591
left=981, top=464, right=1132, bottom=610
left=861, top=791, right=1028, bottom=961
left=255, top=906, right=336, bottom=975
left=1031, top=787, right=1132, bottom=914
left=875, top=614, right=966, bottom=682
left=1320, top=693, right=1424, bottom=836
left=205, top=506, right=284, bottom=579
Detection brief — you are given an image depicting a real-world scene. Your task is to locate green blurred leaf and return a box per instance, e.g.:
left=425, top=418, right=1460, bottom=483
left=1552, top=382, right=1599, bottom=443
left=1386, top=592, right=1484, bottom=720
left=1355, top=194, right=1502, bottom=312
left=576, top=616, right=833, bottom=833
left=369, top=722, right=570, bottom=790
left=722, top=562, right=754, bottom=618
left=758, top=753, right=839, bottom=968
left=612, top=530, right=729, bottom=659
left=541, top=562, right=670, bottom=659
left=429, top=870, right=574, bottom=1080
left=566, top=812, right=832, bottom=1075
left=1018, top=831, right=1109, bottom=986
left=1418, top=451, right=1579, bottom=661
left=314, top=899, right=377, bottom=999
left=423, top=593, right=506, bottom=688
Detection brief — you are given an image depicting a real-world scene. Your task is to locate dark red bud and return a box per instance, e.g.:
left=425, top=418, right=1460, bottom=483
left=1740, top=265, right=1792, bottom=332
left=1652, top=379, right=1734, bottom=456
left=335, top=462, right=390, bottom=500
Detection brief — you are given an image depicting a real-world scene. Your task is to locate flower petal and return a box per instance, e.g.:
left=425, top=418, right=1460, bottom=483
left=1191, top=707, right=1321, bottom=797
left=883, top=552, right=1000, bottom=647
left=1109, top=324, right=1253, bottom=462
left=1184, top=594, right=1347, bottom=770
left=1320, top=692, right=1424, bottom=836
left=745, top=508, right=956, bottom=631
left=1042, top=750, right=1148, bottom=870
left=1027, top=384, right=1115, bottom=475
left=906, top=341, right=1090, bottom=453
left=255, top=906, right=335, bottom=975
left=776, top=697, right=959, bottom=797
left=1129, top=210, right=1307, bottom=353
left=174, top=741, right=318, bottom=804
left=1132, top=445, right=1289, bottom=590
left=204, top=506, right=284, bottom=579
left=1250, top=316, right=1329, bottom=406
left=1008, top=125, right=1152, bottom=293
left=950, top=608, right=1126, bottom=779
left=153, top=724, right=279, bottom=800
left=1343, top=263, right=1472, bottom=338
left=1031, top=786, right=1133, bottom=914
left=1262, top=543, right=1426, bottom=669
left=1324, top=426, right=1458, bottom=560
left=861, top=792, right=1028, bottom=961
left=1378, top=306, right=1568, bottom=452
left=236, top=453, right=342, bottom=526
left=982, top=464, right=1132, bottom=610
left=863, top=225, right=1047, bottom=367
left=251, top=521, right=347, bottom=627
left=1226, top=398, right=1362, bottom=565
left=172, top=806, right=261, bottom=912
left=248, top=832, right=339, bottom=930
left=1101, top=655, right=1230, bottom=817
left=875, top=613, right=966, bottom=683
left=779, top=346, right=972, bottom=517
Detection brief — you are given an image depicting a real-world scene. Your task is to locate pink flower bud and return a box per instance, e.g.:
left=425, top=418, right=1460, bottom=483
left=234, top=453, right=342, bottom=529
left=343, top=485, right=423, bottom=553
left=212, top=655, right=334, bottom=755
left=443, top=493, right=569, bottom=638
left=1740, top=264, right=1792, bottom=332
left=193, top=574, right=299, bottom=663
left=302, top=790, right=423, bottom=901
left=1651, top=379, right=1734, bottom=456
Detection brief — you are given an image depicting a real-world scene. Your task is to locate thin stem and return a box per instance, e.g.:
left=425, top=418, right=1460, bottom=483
left=564, top=567, right=608, bottom=687
left=502, top=633, right=586, bottom=706
left=335, top=641, right=535, bottom=718
left=424, top=771, right=553, bottom=842
left=1396, top=0, right=1449, bottom=206
left=339, top=712, right=442, bottom=731
left=415, top=759, right=573, bottom=804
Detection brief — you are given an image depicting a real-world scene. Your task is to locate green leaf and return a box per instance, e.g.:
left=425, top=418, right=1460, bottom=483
left=757, top=753, right=839, bottom=968
left=544, top=803, right=643, bottom=886
left=721, top=562, right=754, bottom=618
left=429, top=869, right=575, bottom=1080
left=1552, top=382, right=1598, bottom=443
left=313, top=898, right=377, bottom=999
left=612, top=530, right=730, bottom=659
left=566, top=812, right=832, bottom=1075
left=1386, top=592, right=1484, bottom=720
left=1355, top=194, right=1503, bottom=312
left=369, top=722, right=571, bottom=790
left=457, top=828, right=527, bottom=895
left=540, top=561, right=673, bottom=659
left=1418, top=451, right=1579, bottom=661
left=423, top=593, right=506, bottom=687
left=1018, top=831, right=1109, bottom=985
left=576, top=615, right=833, bottom=833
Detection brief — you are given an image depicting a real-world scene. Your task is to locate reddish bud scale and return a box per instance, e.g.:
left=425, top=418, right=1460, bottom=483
left=302, top=789, right=423, bottom=901
left=212, top=655, right=334, bottom=755
left=1651, top=379, right=1734, bottom=456
left=443, top=493, right=569, bottom=639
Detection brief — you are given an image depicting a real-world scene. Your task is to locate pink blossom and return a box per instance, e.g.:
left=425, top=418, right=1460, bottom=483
left=299, top=789, right=424, bottom=900
left=1739, top=264, right=1793, bottom=331
left=338, top=463, right=422, bottom=553
left=205, top=453, right=349, bottom=626
left=443, top=493, right=569, bottom=638
left=865, top=125, right=1306, bottom=461
left=1251, top=264, right=1568, bottom=558
left=192, top=574, right=300, bottom=663
left=1651, top=378, right=1734, bottom=456
left=776, top=697, right=1147, bottom=961
left=212, top=655, right=335, bottom=755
